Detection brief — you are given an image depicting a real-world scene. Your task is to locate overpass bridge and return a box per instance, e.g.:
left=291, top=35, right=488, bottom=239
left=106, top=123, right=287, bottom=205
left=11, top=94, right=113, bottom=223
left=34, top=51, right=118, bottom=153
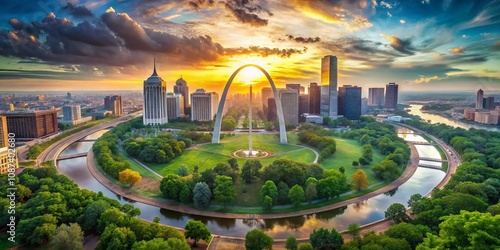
left=419, top=157, right=448, bottom=162
left=57, top=152, right=88, bottom=161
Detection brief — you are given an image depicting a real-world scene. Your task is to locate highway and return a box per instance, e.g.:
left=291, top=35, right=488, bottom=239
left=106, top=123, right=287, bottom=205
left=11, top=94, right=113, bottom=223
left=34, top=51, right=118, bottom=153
left=37, top=112, right=141, bottom=167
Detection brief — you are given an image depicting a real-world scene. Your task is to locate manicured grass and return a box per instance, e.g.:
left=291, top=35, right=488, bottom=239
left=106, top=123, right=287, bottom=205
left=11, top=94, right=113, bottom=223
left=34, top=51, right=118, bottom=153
left=117, top=149, right=161, bottom=180
left=320, top=137, right=385, bottom=184
left=146, top=134, right=317, bottom=176
left=442, top=162, right=449, bottom=172
left=18, top=161, right=35, bottom=167
left=234, top=178, right=265, bottom=206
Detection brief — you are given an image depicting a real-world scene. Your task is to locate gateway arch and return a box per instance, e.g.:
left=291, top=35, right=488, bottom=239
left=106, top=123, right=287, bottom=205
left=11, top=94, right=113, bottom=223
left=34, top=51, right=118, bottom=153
left=212, top=64, right=288, bottom=144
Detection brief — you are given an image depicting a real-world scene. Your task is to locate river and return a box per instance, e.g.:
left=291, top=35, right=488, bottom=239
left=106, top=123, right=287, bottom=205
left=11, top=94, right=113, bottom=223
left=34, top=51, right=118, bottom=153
left=407, top=104, right=500, bottom=132
left=57, top=129, right=445, bottom=238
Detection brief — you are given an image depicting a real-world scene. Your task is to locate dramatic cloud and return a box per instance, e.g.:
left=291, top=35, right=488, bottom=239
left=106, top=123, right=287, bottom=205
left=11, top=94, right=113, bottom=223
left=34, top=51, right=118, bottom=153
left=224, top=46, right=304, bottom=58
left=449, top=46, right=465, bottom=54
left=380, top=34, right=414, bottom=55
left=222, top=2, right=268, bottom=27
left=413, top=75, right=446, bottom=84
left=286, top=35, right=321, bottom=44
left=62, top=3, right=93, bottom=18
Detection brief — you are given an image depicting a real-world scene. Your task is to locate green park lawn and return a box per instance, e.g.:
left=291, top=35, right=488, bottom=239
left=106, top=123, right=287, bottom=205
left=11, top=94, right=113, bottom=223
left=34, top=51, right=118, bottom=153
left=321, top=137, right=385, bottom=185
left=147, top=133, right=317, bottom=176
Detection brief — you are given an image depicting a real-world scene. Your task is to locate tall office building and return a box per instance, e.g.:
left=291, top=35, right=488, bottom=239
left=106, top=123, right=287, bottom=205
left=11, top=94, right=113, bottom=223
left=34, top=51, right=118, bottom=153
left=191, top=89, right=219, bottom=121
left=476, top=89, right=484, bottom=109
left=280, top=89, right=299, bottom=125
left=338, top=85, right=362, bottom=120
left=104, top=95, right=123, bottom=116
left=368, top=88, right=385, bottom=106
left=299, top=94, right=310, bottom=117
left=174, top=77, right=189, bottom=114
left=166, top=92, right=184, bottom=119
left=261, top=87, right=273, bottom=108
left=321, top=55, right=338, bottom=116
left=0, top=116, right=8, bottom=148
left=384, top=83, right=399, bottom=110
left=308, top=82, right=321, bottom=114
left=484, top=96, right=495, bottom=110
left=63, top=105, right=82, bottom=121
left=66, top=92, right=72, bottom=99
left=5, top=109, right=58, bottom=139
left=320, top=85, right=330, bottom=116
left=143, top=59, right=168, bottom=125
left=286, top=84, right=301, bottom=94
left=267, top=97, right=277, bottom=121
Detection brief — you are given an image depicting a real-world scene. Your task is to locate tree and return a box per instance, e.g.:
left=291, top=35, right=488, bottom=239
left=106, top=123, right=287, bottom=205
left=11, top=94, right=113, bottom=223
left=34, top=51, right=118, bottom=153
left=160, top=174, right=186, bottom=201
left=350, top=169, right=368, bottom=191
left=305, top=183, right=317, bottom=205
left=227, top=158, right=239, bottom=171
left=18, top=214, right=57, bottom=245
left=245, top=229, right=273, bottom=250
left=214, top=175, right=236, bottom=208
left=81, top=199, right=111, bottom=231
left=119, top=169, right=142, bottom=186
left=385, top=203, right=408, bottom=223
left=193, top=182, right=211, bottom=209
left=97, top=225, right=137, bottom=250
left=352, top=161, right=359, bottom=167
left=288, top=184, right=305, bottom=207
left=176, top=164, right=189, bottom=177
left=200, top=169, right=217, bottom=189
left=241, top=159, right=263, bottom=183
left=385, top=222, right=429, bottom=249
left=298, top=243, right=313, bottom=250
left=179, top=185, right=192, bottom=204
left=28, top=145, right=42, bottom=159
left=277, top=181, right=290, bottom=205
left=213, top=162, right=235, bottom=179
left=310, top=228, right=344, bottom=250
left=221, top=117, right=237, bottom=131
left=51, top=223, right=84, bottom=250
left=358, top=157, right=370, bottom=166
left=347, top=223, right=361, bottom=238
left=260, top=180, right=278, bottom=205
left=184, top=220, right=211, bottom=247
left=132, top=238, right=190, bottom=250
left=285, top=236, right=298, bottom=250
left=262, top=195, right=273, bottom=210
left=339, top=166, right=345, bottom=174
left=372, top=160, right=400, bottom=180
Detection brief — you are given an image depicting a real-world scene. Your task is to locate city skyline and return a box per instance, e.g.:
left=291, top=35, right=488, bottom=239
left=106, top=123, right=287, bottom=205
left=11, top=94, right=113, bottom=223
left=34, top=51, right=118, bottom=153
left=0, top=0, right=499, bottom=93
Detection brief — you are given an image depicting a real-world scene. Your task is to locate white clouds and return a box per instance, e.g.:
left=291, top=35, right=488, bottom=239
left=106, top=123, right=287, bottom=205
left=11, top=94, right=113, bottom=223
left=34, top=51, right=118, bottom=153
left=380, top=1, right=393, bottom=9
left=414, top=75, right=446, bottom=84
left=400, top=19, right=406, bottom=24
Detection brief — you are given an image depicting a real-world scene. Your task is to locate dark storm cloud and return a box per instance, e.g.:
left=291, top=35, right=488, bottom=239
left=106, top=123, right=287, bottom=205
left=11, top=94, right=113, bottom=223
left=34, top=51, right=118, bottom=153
left=62, top=3, right=93, bottom=18
left=381, top=35, right=414, bottom=55
left=133, top=0, right=271, bottom=26
left=321, top=37, right=401, bottom=67
left=222, top=2, right=268, bottom=27
left=0, top=8, right=301, bottom=70
left=287, top=35, right=321, bottom=44
left=224, top=46, right=304, bottom=58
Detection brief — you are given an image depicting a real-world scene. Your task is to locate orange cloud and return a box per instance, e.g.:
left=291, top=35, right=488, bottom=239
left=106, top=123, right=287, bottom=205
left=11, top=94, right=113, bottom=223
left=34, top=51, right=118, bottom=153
left=449, top=46, right=465, bottom=53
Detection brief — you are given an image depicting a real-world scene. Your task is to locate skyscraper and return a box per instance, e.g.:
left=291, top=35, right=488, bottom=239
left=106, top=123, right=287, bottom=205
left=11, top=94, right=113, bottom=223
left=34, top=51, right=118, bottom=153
left=299, top=94, right=310, bottom=118
left=320, top=85, right=330, bottom=116
left=104, top=95, right=123, bottom=116
left=261, top=87, right=273, bottom=109
left=384, top=83, right=398, bottom=110
left=484, top=96, right=495, bottom=110
left=338, top=85, right=362, bottom=120
left=66, top=92, right=72, bottom=99
left=166, top=92, right=184, bottom=119
left=63, top=105, right=82, bottom=121
left=368, top=88, right=385, bottom=106
left=308, top=82, right=321, bottom=114
left=143, top=59, right=168, bottom=125
left=191, top=89, right=219, bottom=121
left=0, top=116, right=8, bottom=148
left=321, top=55, right=338, bottom=116
left=267, top=97, right=277, bottom=121
left=286, top=84, right=301, bottom=94
left=280, top=89, right=299, bottom=125
left=174, top=77, right=189, bottom=114
left=476, top=89, right=484, bottom=109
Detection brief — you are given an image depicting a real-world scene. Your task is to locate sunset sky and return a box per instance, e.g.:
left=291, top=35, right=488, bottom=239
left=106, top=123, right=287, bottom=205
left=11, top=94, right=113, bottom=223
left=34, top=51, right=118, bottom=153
left=0, top=0, right=499, bottom=94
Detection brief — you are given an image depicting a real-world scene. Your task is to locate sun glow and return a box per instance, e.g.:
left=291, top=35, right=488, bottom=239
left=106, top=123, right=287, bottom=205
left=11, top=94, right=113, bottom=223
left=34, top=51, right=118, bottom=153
left=238, top=66, right=263, bottom=84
